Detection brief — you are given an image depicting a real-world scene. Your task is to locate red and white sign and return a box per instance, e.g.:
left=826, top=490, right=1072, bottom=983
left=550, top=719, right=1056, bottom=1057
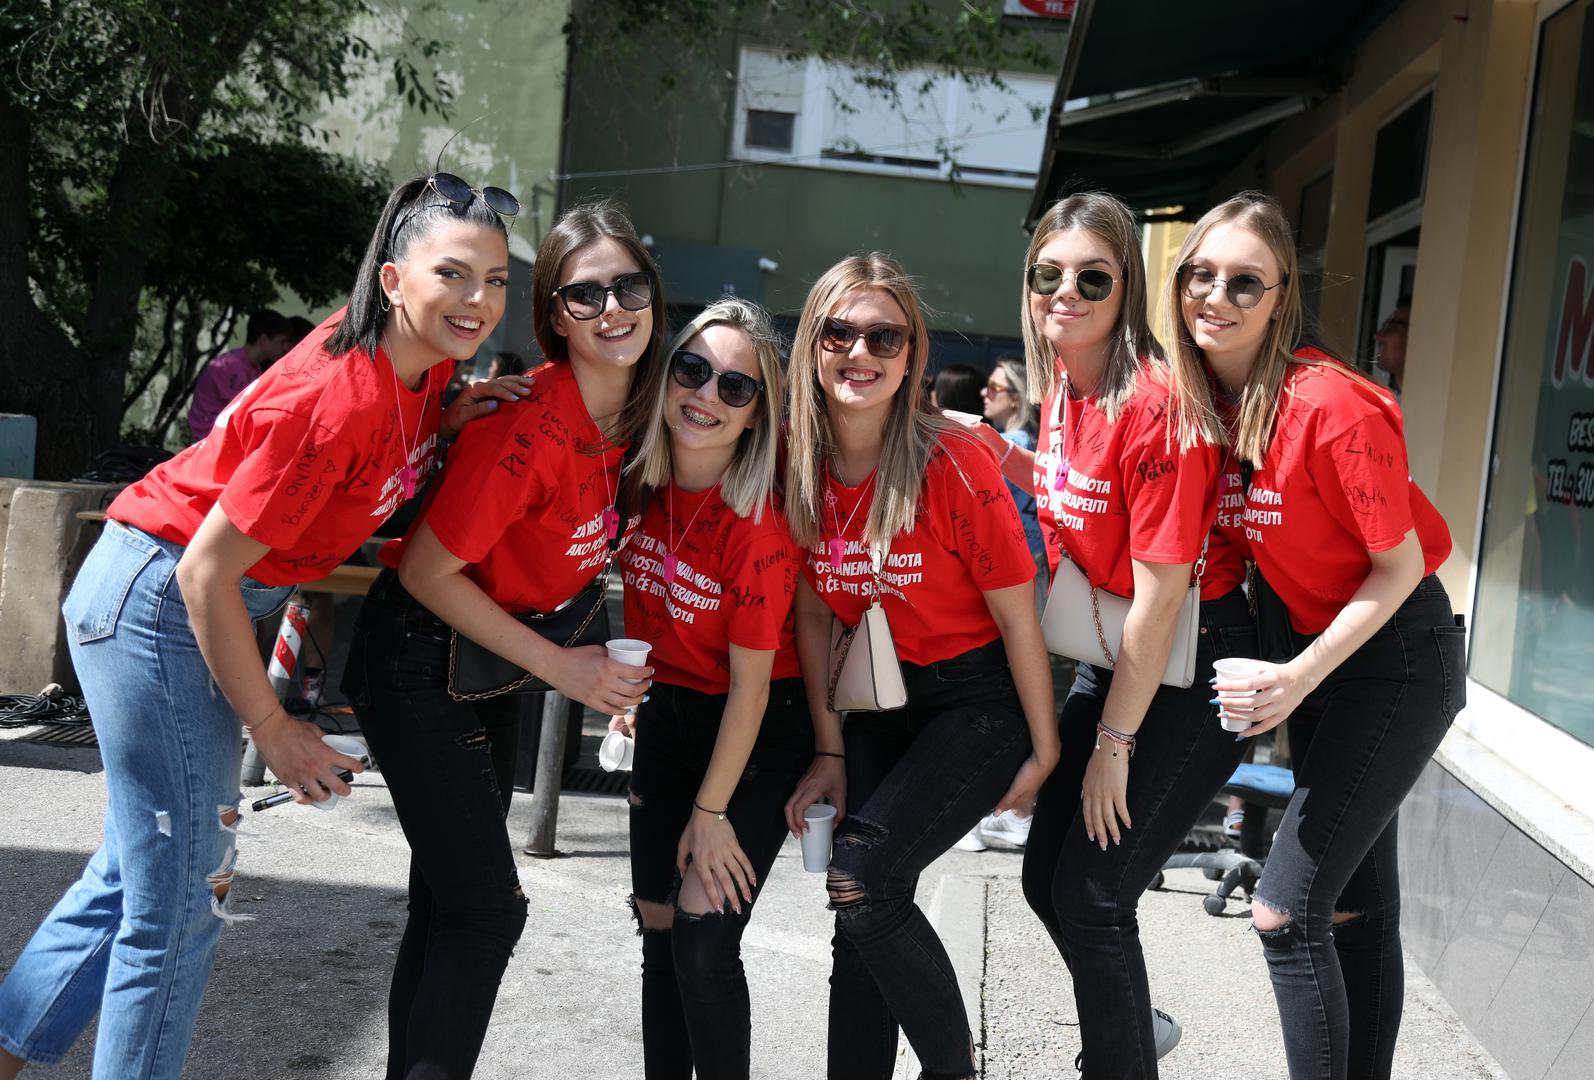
left=1004, top=0, right=1076, bottom=20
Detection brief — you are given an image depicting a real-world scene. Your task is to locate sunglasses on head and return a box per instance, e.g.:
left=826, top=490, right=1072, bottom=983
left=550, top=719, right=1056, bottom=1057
left=672, top=351, right=764, bottom=409
left=553, top=270, right=655, bottom=321
left=819, top=318, right=909, bottom=360
left=388, top=173, right=520, bottom=254
left=1027, top=264, right=1116, bottom=302
left=1178, top=264, right=1289, bottom=310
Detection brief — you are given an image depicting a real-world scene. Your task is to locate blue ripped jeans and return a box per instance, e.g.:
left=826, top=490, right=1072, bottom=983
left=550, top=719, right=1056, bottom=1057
left=0, top=521, right=290, bottom=1079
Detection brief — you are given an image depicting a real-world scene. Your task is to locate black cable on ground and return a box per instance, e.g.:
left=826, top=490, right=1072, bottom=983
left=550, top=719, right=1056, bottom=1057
left=0, top=694, right=92, bottom=729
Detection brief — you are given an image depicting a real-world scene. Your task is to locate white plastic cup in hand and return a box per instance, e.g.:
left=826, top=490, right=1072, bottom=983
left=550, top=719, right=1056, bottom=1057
left=801, top=803, right=837, bottom=873
left=1212, top=658, right=1260, bottom=732
left=598, top=730, right=635, bottom=772
left=312, top=733, right=369, bottom=811
left=607, top=638, right=652, bottom=713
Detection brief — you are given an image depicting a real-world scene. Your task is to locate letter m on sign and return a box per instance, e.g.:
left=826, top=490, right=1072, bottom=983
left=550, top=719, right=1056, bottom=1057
left=1553, top=257, right=1594, bottom=387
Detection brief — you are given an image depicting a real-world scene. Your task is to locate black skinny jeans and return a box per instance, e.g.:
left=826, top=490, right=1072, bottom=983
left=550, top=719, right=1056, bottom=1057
left=342, top=569, right=530, bottom=1080
left=1021, top=587, right=1255, bottom=1080
left=1253, top=574, right=1465, bottom=1080
left=827, top=638, right=1034, bottom=1080
left=627, top=678, right=814, bottom=1080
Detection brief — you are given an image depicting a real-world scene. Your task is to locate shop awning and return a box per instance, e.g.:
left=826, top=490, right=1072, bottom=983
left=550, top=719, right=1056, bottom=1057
left=1027, top=0, right=1404, bottom=223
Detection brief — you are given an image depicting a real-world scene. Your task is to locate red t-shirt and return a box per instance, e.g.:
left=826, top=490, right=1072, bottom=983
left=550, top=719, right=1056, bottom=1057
left=801, top=429, right=1035, bottom=666
left=110, top=309, right=451, bottom=585
left=620, top=483, right=802, bottom=696
left=1033, top=363, right=1245, bottom=600
left=384, top=360, right=633, bottom=613
left=1214, top=351, right=1452, bottom=634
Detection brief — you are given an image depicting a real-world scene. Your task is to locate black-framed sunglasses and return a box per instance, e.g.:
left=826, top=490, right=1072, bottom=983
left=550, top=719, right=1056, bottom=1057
left=553, top=270, right=655, bottom=321
left=388, top=173, right=520, bottom=254
left=426, top=172, right=521, bottom=219
left=1026, top=263, right=1116, bottom=302
left=672, top=350, right=764, bottom=409
left=819, top=317, right=909, bottom=360
left=1178, top=264, right=1289, bottom=310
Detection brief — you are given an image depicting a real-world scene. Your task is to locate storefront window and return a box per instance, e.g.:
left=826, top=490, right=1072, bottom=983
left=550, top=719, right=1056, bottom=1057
left=1473, top=0, right=1594, bottom=747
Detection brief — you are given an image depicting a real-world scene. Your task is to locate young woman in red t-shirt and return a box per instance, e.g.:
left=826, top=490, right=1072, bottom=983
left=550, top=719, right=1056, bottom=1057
left=963, top=191, right=1255, bottom=1076
left=338, top=199, right=664, bottom=1079
left=780, top=253, right=1059, bottom=1080
left=605, top=297, right=808, bottom=1079
left=1166, top=192, right=1463, bottom=1080
left=0, top=175, right=525, bottom=1080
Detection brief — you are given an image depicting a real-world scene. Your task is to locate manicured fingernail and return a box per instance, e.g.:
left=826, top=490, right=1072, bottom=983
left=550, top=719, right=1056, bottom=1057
left=485, top=399, right=498, bottom=410
left=1235, top=734, right=1246, bottom=742
left=1209, top=697, right=1220, bottom=705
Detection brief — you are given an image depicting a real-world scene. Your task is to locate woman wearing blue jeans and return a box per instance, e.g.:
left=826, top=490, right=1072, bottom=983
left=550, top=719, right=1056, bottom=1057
left=1167, top=191, right=1463, bottom=1079
left=0, top=174, right=525, bottom=1080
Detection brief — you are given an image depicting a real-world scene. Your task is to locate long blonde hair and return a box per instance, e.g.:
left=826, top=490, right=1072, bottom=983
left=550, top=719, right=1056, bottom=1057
left=784, top=253, right=966, bottom=550
left=991, top=356, right=1039, bottom=435
left=1021, top=192, right=1163, bottom=423
left=1163, top=192, right=1305, bottom=461
left=626, top=297, right=784, bottom=522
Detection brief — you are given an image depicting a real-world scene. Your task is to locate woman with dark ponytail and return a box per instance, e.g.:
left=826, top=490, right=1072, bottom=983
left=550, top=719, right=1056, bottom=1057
left=0, top=173, right=523, bottom=1080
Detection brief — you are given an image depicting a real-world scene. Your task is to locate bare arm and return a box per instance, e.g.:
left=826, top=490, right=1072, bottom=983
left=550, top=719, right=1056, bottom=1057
left=677, top=644, right=775, bottom=914
left=941, top=409, right=1038, bottom=491
left=984, top=581, right=1059, bottom=815
left=177, top=506, right=361, bottom=803
left=782, top=576, right=848, bottom=834
left=1079, top=558, right=1191, bottom=847
left=1218, top=533, right=1427, bottom=734
left=397, top=522, right=648, bottom=714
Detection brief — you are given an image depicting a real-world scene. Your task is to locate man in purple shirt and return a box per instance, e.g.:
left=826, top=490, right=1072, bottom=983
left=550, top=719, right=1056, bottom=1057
left=185, top=309, right=294, bottom=440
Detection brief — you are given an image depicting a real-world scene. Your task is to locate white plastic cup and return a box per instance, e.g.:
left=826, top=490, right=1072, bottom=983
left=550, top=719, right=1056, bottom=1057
left=801, top=803, right=837, bottom=873
left=313, top=733, right=370, bottom=811
left=607, top=638, right=652, bottom=716
left=598, top=730, right=635, bottom=772
left=1212, top=658, right=1259, bottom=733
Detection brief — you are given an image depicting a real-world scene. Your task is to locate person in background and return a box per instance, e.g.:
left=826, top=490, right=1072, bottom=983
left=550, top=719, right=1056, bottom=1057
left=929, top=362, right=984, bottom=415
left=484, top=349, right=525, bottom=380
left=956, top=355, right=1046, bottom=852
left=284, top=315, right=316, bottom=342
left=186, top=310, right=294, bottom=440
left=1373, top=296, right=1410, bottom=396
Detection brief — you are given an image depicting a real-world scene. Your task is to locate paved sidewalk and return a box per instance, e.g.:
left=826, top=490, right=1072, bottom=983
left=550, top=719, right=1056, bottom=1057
left=0, top=734, right=1508, bottom=1078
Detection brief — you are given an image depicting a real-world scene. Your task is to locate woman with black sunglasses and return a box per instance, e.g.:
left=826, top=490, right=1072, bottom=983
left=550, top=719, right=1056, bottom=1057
left=780, top=253, right=1059, bottom=1080
left=1165, top=192, right=1460, bottom=1080
left=609, top=297, right=810, bottom=1080
left=0, top=174, right=524, bottom=1080
left=964, top=191, right=1254, bottom=1077
left=338, top=199, right=667, bottom=1079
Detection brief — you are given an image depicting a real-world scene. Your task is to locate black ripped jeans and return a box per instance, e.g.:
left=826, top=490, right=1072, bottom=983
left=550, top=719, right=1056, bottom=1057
left=827, top=638, right=1034, bottom=1080
left=342, top=569, right=530, bottom=1080
left=1021, top=587, right=1255, bottom=1079
left=1251, top=574, right=1464, bottom=1080
left=627, top=678, right=813, bottom=1080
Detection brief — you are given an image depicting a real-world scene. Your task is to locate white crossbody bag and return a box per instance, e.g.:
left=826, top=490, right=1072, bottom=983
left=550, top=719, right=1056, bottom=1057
left=827, top=541, right=908, bottom=712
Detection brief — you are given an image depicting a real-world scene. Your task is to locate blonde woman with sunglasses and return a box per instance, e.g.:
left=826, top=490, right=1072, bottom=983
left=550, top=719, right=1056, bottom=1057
left=965, top=192, right=1256, bottom=1077
left=1165, top=192, right=1460, bottom=1080
left=781, top=253, right=1058, bottom=1080
left=609, top=297, right=810, bottom=1080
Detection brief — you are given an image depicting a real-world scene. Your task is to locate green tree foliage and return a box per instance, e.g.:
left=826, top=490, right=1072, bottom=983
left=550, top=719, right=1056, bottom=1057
left=0, top=0, right=451, bottom=477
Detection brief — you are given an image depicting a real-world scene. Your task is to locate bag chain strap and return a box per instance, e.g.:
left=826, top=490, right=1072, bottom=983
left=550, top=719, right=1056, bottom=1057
left=446, top=562, right=612, bottom=702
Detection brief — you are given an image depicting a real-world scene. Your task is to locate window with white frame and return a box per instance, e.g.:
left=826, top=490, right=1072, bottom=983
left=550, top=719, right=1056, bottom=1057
left=732, top=47, right=1055, bottom=189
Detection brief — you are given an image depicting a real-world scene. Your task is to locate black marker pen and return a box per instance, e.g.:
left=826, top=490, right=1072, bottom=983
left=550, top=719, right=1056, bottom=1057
left=251, top=770, right=356, bottom=812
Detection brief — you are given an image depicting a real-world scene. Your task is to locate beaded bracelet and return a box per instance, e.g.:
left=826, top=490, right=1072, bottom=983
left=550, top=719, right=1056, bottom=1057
left=1094, top=720, right=1137, bottom=758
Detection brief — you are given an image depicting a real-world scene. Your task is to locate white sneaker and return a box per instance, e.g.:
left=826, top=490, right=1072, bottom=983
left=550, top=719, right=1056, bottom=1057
left=1152, top=1007, right=1182, bottom=1059
left=979, top=810, right=1032, bottom=848
left=953, top=824, right=988, bottom=852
